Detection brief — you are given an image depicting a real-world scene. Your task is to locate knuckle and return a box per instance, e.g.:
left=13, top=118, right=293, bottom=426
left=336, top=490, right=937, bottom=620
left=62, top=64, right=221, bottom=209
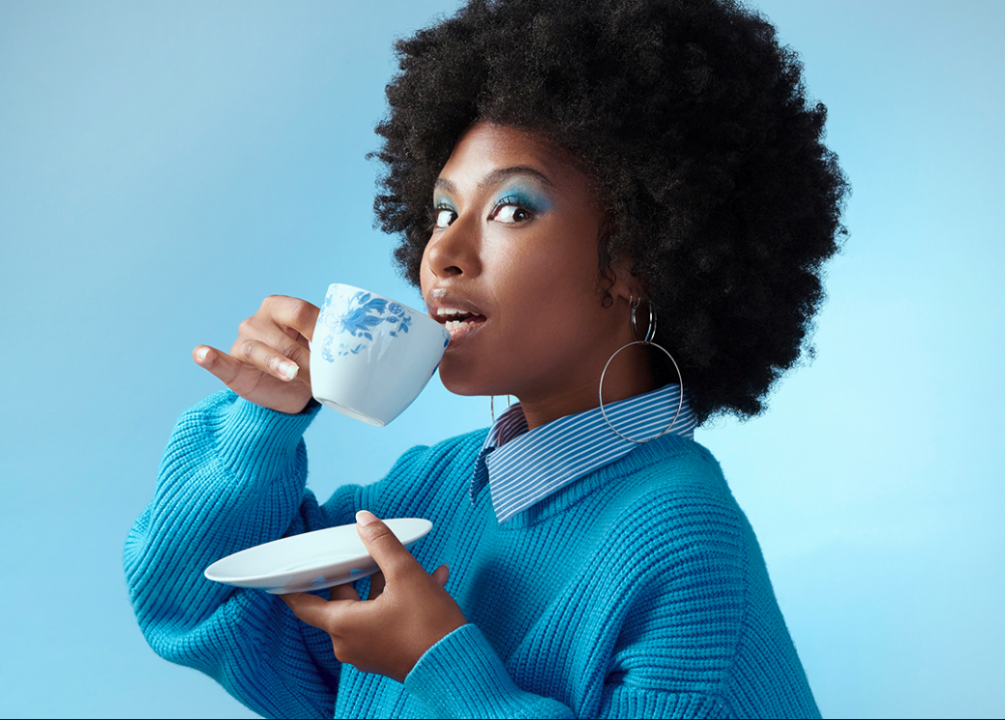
left=367, top=524, right=396, bottom=544
left=289, top=300, right=315, bottom=330
left=279, top=341, right=303, bottom=362
left=327, top=615, right=348, bottom=638
left=331, top=640, right=348, bottom=663
left=237, top=317, right=255, bottom=337
left=281, top=595, right=302, bottom=615
left=238, top=338, right=257, bottom=361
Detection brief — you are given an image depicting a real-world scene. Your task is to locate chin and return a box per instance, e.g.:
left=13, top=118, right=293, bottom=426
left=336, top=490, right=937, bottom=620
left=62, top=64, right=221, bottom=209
left=437, top=355, right=498, bottom=397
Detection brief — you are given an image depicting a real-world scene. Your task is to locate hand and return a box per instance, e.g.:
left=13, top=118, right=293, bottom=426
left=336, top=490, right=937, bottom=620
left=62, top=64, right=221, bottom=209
left=193, top=295, right=319, bottom=414
left=282, top=511, right=468, bottom=682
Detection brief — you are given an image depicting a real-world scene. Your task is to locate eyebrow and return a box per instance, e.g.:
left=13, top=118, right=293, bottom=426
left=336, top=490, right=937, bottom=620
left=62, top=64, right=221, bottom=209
left=434, top=165, right=555, bottom=195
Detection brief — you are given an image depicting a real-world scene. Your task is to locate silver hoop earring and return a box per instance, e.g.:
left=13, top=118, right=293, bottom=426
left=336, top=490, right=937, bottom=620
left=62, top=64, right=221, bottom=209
left=598, top=299, right=683, bottom=443
left=490, top=395, right=512, bottom=424
left=630, top=297, right=657, bottom=343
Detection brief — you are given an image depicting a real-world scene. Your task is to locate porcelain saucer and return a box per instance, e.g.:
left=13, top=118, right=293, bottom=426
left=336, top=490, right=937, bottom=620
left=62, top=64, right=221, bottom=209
left=204, top=518, right=433, bottom=594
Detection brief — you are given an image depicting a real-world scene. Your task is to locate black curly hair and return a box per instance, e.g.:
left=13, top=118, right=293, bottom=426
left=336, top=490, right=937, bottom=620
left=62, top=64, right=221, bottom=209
left=371, top=0, right=848, bottom=423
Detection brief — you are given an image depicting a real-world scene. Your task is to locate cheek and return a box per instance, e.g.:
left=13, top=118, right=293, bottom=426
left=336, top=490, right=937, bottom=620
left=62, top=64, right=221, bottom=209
left=487, top=232, right=605, bottom=343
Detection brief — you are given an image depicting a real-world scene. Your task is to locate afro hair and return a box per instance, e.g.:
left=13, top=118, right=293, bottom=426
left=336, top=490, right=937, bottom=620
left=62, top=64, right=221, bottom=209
left=371, top=0, right=849, bottom=423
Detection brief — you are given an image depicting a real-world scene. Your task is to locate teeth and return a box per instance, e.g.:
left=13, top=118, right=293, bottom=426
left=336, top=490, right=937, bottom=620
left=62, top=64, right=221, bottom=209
left=437, top=308, right=466, bottom=316
left=445, top=320, right=465, bottom=331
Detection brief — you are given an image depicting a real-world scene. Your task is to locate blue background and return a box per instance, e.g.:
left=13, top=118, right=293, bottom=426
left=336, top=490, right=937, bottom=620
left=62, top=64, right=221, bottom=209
left=1, top=1, right=1002, bottom=717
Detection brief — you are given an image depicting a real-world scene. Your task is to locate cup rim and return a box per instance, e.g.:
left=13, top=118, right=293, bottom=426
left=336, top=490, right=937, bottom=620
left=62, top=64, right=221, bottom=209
left=325, top=282, right=429, bottom=321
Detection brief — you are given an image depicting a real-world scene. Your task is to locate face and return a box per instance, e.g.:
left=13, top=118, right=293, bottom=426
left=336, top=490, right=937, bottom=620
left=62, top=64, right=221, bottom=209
left=421, top=122, right=634, bottom=405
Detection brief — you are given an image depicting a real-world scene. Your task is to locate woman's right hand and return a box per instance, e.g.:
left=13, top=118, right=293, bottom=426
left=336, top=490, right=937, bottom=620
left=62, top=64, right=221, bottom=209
left=193, top=295, right=319, bottom=415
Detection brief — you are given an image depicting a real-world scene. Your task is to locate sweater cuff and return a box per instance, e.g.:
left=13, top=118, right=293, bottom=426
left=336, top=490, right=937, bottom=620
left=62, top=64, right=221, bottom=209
left=404, top=624, right=567, bottom=719
left=204, top=391, right=321, bottom=480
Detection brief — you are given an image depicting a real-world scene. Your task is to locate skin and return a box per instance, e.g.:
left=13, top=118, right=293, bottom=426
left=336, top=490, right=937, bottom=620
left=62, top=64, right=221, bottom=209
left=192, top=121, right=655, bottom=682
left=422, top=122, right=653, bottom=429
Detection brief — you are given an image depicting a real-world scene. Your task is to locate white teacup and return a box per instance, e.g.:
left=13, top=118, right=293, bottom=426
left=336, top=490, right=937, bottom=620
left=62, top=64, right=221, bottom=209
left=310, top=283, right=450, bottom=426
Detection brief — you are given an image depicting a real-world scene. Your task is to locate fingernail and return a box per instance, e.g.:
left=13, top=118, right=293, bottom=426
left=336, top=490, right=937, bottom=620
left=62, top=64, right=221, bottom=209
left=356, top=510, right=378, bottom=526
left=280, top=361, right=298, bottom=380
left=196, top=347, right=209, bottom=363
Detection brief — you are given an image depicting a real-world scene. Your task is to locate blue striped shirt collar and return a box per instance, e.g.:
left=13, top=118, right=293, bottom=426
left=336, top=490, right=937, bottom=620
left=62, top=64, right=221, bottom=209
left=470, top=384, right=697, bottom=524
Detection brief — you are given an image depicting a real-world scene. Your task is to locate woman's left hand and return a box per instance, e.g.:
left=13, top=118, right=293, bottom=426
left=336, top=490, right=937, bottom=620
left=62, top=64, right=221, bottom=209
left=281, top=511, right=468, bottom=683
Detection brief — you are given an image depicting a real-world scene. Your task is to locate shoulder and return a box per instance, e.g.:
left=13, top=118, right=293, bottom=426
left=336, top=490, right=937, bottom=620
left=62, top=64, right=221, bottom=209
left=612, top=436, right=743, bottom=532
left=592, top=436, right=755, bottom=581
left=603, top=440, right=819, bottom=718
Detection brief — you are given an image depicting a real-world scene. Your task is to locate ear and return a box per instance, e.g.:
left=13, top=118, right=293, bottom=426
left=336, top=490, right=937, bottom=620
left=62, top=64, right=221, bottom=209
left=606, top=255, right=646, bottom=308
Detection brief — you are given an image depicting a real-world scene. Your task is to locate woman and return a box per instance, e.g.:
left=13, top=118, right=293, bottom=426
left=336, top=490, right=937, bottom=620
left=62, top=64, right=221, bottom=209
left=125, top=0, right=847, bottom=717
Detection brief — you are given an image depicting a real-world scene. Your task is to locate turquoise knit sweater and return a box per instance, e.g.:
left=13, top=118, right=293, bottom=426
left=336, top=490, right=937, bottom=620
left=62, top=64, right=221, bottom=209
left=124, top=391, right=819, bottom=719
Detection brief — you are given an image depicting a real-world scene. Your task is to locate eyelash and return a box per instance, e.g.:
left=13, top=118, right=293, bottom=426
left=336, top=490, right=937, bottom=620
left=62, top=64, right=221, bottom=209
left=491, top=196, right=535, bottom=223
left=431, top=196, right=537, bottom=229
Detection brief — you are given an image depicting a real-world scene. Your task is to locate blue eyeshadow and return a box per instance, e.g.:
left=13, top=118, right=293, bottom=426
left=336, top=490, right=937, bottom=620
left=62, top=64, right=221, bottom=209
left=496, top=185, right=551, bottom=213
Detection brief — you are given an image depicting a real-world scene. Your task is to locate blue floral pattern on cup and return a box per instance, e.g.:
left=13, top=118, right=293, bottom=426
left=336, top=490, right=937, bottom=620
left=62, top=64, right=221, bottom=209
left=319, top=290, right=413, bottom=360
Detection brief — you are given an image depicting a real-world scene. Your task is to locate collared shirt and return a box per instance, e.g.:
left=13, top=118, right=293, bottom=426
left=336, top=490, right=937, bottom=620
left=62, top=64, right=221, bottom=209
left=470, top=384, right=697, bottom=524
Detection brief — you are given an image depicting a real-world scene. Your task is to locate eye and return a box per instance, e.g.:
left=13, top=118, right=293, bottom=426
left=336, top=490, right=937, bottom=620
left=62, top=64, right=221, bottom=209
left=434, top=208, right=457, bottom=228
left=492, top=203, right=533, bottom=224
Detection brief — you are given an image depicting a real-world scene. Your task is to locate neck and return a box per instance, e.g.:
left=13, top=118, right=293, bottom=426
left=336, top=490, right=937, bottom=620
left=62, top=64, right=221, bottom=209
left=515, top=342, right=655, bottom=431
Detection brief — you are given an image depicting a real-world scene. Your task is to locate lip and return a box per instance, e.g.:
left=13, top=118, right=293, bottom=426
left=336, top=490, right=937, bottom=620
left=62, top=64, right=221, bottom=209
left=425, top=288, right=486, bottom=318
left=425, top=287, right=489, bottom=349
left=442, top=317, right=487, bottom=347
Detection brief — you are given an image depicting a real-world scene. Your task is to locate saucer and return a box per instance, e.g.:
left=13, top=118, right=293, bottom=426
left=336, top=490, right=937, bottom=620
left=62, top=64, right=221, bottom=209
left=204, top=518, right=433, bottom=594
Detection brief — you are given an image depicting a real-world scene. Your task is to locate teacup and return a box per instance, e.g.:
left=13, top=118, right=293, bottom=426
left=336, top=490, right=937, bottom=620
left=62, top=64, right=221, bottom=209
left=310, top=283, right=450, bottom=426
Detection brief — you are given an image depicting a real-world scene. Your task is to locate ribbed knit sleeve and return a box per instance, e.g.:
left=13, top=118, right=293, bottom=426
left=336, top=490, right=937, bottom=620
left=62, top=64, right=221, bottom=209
left=405, top=624, right=575, bottom=718
left=123, top=391, right=351, bottom=719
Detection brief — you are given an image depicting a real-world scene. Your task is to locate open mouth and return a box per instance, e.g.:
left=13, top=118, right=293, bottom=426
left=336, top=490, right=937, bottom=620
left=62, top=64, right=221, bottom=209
left=434, top=307, right=487, bottom=333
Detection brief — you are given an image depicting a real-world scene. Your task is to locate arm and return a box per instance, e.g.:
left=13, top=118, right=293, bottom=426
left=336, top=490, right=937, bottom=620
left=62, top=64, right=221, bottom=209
left=282, top=502, right=743, bottom=720
left=399, top=478, right=816, bottom=720
left=399, top=528, right=741, bottom=720
left=403, top=625, right=734, bottom=720
left=124, top=391, right=355, bottom=718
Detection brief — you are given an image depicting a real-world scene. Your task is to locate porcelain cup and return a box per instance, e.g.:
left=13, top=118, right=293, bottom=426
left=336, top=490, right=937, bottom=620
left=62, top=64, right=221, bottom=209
left=310, top=283, right=450, bottom=426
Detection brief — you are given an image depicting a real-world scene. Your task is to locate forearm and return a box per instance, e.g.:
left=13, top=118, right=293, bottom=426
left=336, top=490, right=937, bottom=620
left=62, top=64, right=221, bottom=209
left=124, top=390, right=343, bottom=717
left=405, top=625, right=575, bottom=719
left=125, top=391, right=320, bottom=602
left=403, top=621, right=731, bottom=720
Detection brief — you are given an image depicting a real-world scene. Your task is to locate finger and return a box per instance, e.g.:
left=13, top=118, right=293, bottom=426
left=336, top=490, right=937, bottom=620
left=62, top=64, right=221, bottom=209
left=355, top=511, right=422, bottom=580
left=283, top=325, right=312, bottom=351
left=193, top=345, right=246, bottom=385
left=230, top=336, right=302, bottom=382
left=431, top=564, right=450, bottom=588
left=244, top=316, right=312, bottom=378
left=368, top=571, right=386, bottom=599
left=331, top=582, right=360, bottom=602
left=280, top=592, right=344, bottom=631
left=243, top=320, right=313, bottom=387
left=262, top=295, right=320, bottom=343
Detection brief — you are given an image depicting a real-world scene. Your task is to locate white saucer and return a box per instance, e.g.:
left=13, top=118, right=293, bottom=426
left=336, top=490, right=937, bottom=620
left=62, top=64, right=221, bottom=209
left=204, top=518, right=433, bottom=594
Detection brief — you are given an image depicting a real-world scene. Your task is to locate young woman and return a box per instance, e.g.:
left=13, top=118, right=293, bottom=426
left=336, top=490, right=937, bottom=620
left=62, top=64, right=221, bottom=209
left=125, top=0, right=847, bottom=717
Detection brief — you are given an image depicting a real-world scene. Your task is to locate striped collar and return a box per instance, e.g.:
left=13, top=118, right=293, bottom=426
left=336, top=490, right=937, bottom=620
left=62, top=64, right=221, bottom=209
left=470, top=384, right=697, bottom=524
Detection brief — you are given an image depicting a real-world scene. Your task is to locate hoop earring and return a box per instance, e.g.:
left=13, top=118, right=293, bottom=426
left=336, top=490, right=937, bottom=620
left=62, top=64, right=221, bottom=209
left=490, top=395, right=512, bottom=424
left=598, top=298, right=683, bottom=444
left=630, top=298, right=657, bottom=343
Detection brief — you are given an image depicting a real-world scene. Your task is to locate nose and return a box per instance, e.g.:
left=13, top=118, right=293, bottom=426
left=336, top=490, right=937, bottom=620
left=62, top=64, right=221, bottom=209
left=424, top=213, right=481, bottom=280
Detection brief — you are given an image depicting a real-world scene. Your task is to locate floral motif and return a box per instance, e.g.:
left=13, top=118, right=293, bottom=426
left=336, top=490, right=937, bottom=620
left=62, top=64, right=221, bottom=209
left=319, top=290, right=414, bottom=359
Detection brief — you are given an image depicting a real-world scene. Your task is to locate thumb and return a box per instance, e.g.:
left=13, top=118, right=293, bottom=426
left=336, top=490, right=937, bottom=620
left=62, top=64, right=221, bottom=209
left=355, top=511, right=419, bottom=580
left=431, top=564, right=450, bottom=588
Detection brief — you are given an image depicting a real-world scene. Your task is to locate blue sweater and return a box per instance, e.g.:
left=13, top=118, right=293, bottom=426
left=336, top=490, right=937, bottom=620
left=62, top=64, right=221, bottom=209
left=124, top=391, right=819, bottom=718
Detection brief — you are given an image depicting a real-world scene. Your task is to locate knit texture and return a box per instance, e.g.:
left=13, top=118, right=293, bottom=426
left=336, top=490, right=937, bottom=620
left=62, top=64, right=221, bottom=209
left=124, top=391, right=819, bottom=719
